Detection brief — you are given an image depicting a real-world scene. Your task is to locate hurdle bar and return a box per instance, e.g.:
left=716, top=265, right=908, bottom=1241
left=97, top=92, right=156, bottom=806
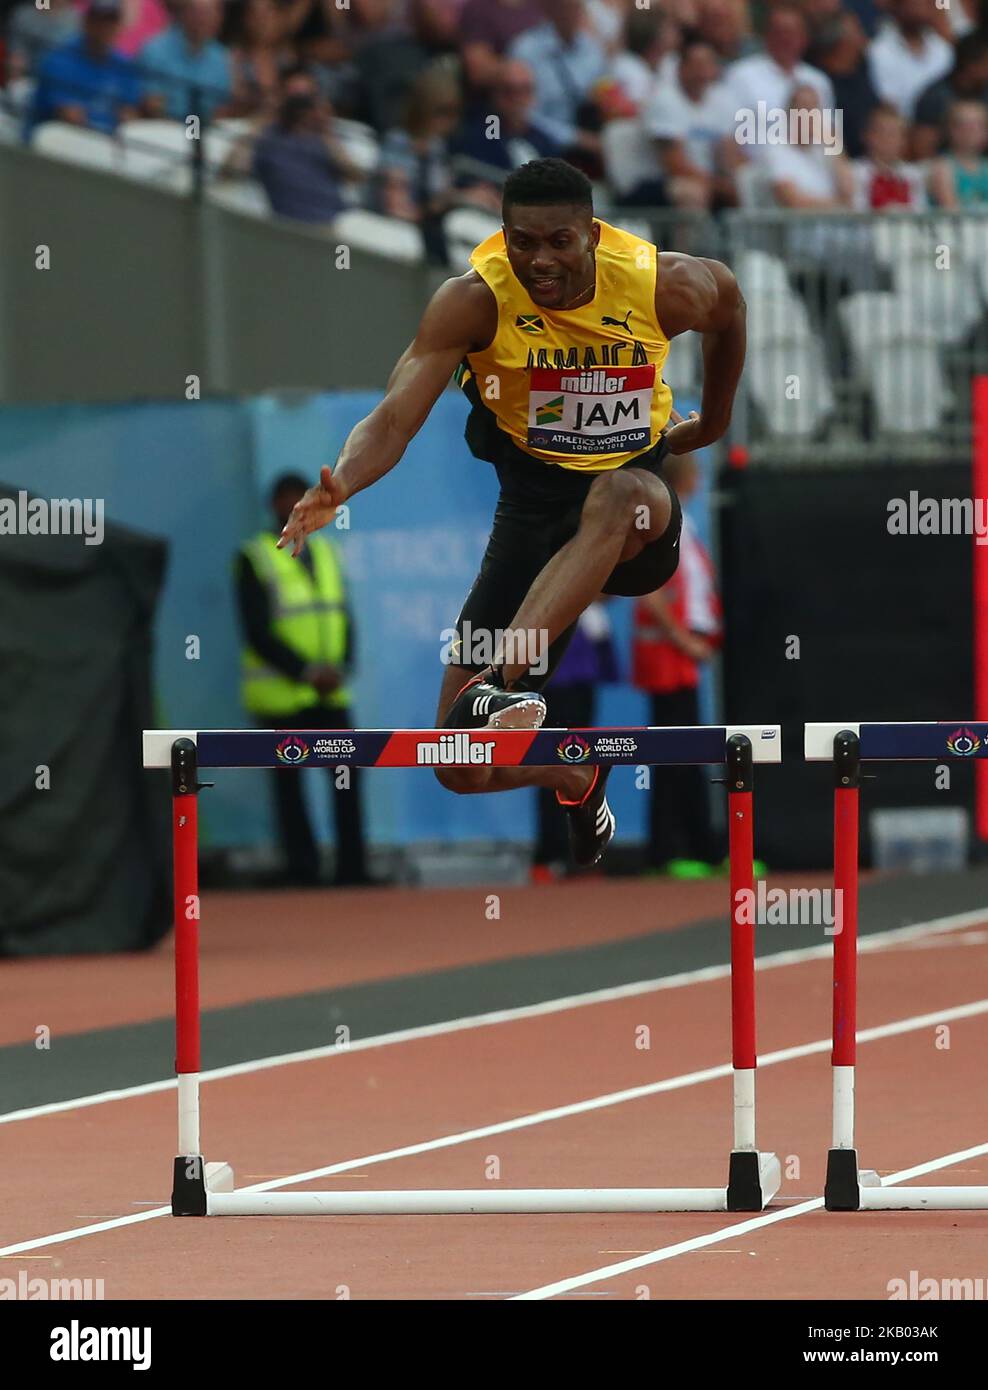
left=806, top=722, right=988, bottom=1211
left=145, top=725, right=782, bottom=1216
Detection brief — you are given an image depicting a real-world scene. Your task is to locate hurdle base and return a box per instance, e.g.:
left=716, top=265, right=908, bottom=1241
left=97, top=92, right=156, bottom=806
left=207, top=1186, right=737, bottom=1216
left=171, top=1158, right=235, bottom=1215
left=858, top=1185, right=988, bottom=1211
left=824, top=1149, right=880, bottom=1211
left=826, top=1152, right=988, bottom=1211
left=727, top=1150, right=781, bottom=1212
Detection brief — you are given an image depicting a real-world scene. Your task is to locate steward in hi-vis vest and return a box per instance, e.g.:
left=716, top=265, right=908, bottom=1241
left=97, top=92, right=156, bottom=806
left=277, top=157, right=746, bottom=875
left=239, top=531, right=350, bottom=716
left=235, top=472, right=369, bottom=888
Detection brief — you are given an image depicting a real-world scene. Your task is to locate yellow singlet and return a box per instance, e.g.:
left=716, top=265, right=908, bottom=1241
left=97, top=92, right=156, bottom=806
left=459, top=219, right=673, bottom=473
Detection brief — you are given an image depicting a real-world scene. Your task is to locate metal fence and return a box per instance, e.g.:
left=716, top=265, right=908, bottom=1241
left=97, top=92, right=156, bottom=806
left=612, top=205, right=988, bottom=466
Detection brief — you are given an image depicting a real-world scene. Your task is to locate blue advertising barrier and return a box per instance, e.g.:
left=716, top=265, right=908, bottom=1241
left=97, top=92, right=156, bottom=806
left=4, top=390, right=711, bottom=850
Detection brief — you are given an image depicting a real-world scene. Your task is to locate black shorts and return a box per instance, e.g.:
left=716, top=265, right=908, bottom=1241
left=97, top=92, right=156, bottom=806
left=454, top=433, right=682, bottom=691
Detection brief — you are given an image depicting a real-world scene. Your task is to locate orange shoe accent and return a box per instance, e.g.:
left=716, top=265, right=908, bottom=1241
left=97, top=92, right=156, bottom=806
left=556, top=765, right=599, bottom=808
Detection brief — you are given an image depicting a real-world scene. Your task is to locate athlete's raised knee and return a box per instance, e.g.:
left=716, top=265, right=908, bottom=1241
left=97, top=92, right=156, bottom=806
left=583, top=469, right=649, bottom=531
left=433, top=765, right=490, bottom=795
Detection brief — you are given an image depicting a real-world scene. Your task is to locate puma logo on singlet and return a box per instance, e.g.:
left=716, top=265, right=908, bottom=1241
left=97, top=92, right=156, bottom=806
left=601, top=309, right=633, bottom=333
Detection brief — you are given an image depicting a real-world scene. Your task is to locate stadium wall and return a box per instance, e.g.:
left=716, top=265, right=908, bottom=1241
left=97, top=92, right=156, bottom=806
left=0, top=143, right=435, bottom=402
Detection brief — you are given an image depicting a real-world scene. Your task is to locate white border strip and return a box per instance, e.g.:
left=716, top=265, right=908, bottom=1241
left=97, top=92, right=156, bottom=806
left=142, top=726, right=783, bottom=768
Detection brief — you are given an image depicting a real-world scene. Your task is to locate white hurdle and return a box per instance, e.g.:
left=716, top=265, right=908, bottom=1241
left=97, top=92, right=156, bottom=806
left=148, top=725, right=783, bottom=1217
left=807, top=721, right=988, bottom=1211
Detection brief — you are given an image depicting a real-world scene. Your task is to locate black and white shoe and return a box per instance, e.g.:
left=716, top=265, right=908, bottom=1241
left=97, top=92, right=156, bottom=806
left=559, top=766, right=615, bottom=868
left=443, top=667, right=546, bottom=731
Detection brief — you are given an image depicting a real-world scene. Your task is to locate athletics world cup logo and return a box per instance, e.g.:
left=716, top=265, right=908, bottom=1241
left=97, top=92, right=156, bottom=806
left=946, top=727, right=981, bottom=757
left=557, top=734, right=591, bottom=764
left=276, top=736, right=311, bottom=765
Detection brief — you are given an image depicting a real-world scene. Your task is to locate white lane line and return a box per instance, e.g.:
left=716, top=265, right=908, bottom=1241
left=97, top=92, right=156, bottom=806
left=511, top=1142, right=988, bottom=1301
left=3, top=906, right=985, bottom=1128
left=3, top=991, right=988, bottom=1259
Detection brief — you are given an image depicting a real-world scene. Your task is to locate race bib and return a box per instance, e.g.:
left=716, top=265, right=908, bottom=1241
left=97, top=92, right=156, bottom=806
left=527, top=364, right=655, bottom=456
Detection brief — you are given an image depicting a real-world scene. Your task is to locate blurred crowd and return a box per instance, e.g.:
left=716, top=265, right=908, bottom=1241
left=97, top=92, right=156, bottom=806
left=2, top=0, right=987, bottom=233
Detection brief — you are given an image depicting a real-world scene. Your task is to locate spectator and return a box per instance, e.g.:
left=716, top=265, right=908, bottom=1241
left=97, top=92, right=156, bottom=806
left=807, top=9, right=879, bottom=159
left=347, top=0, right=432, bottom=131
left=643, top=36, right=737, bottom=209
left=236, top=473, right=371, bottom=888
left=458, top=0, right=543, bottom=94
left=379, top=64, right=491, bottom=258
left=605, top=6, right=682, bottom=116
left=851, top=101, right=927, bottom=209
left=141, top=0, right=233, bottom=122
left=914, top=32, right=988, bottom=160
left=694, top=0, right=754, bottom=65
left=532, top=602, right=617, bottom=882
left=802, top=0, right=844, bottom=42
left=725, top=1, right=835, bottom=157
left=866, top=0, right=953, bottom=121
left=31, top=0, right=142, bottom=134
left=764, top=82, right=854, bottom=208
left=228, top=0, right=310, bottom=116
left=410, top=0, right=470, bottom=55
left=507, top=0, right=608, bottom=167
left=251, top=68, right=359, bottom=226
left=929, top=98, right=988, bottom=208
left=631, top=453, right=724, bottom=878
left=450, top=59, right=562, bottom=186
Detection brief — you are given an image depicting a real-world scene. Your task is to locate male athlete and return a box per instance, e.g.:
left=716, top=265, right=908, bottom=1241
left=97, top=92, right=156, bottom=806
left=278, top=158, right=746, bottom=869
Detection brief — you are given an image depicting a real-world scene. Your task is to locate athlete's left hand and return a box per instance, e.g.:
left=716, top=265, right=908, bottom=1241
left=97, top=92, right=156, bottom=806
left=277, top=466, right=343, bottom=557
left=662, top=409, right=709, bottom=455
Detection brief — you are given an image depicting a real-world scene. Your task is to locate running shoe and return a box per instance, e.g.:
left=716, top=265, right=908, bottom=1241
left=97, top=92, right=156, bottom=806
left=443, top=667, right=546, bottom=731
left=558, top=766, right=615, bottom=868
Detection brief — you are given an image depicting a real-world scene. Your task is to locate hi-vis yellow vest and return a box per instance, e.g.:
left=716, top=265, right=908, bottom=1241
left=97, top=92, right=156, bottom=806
left=461, top=219, right=673, bottom=471
left=241, top=532, right=349, bottom=715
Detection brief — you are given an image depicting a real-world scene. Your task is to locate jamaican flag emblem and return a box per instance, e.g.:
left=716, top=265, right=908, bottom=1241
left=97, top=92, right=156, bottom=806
left=536, top=396, right=564, bottom=425
left=515, top=315, right=544, bottom=334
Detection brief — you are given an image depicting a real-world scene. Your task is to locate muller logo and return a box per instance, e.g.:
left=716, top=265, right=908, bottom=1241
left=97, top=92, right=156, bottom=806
left=416, top=733, right=497, bottom=766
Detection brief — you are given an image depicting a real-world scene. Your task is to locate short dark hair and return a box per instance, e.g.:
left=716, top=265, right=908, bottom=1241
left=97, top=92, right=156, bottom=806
left=270, top=472, right=310, bottom=505
left=502, top=158, right=593, bottom=220
left=625, top=7, right=661, bottom=57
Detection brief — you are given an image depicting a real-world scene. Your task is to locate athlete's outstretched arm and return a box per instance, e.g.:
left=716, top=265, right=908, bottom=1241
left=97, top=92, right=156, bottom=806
left=278, top=275, right=494, bottom=555
left=654, top=254, right=746, bottom=457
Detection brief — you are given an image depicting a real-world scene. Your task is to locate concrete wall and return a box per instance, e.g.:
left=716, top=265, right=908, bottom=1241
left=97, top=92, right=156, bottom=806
left=0, top=143, right=441, bottom=403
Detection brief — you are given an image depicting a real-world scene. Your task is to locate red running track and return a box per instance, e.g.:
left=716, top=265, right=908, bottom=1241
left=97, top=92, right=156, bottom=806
left=1, top=883, right=987, bottom=1299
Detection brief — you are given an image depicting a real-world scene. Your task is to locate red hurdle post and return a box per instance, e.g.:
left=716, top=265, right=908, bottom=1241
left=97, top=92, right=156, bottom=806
left=171, top=737, right=207, bottom=1216
left=825, top=729, right=862, bottom=1210
left=724, top=733, right=772, bottom=1210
